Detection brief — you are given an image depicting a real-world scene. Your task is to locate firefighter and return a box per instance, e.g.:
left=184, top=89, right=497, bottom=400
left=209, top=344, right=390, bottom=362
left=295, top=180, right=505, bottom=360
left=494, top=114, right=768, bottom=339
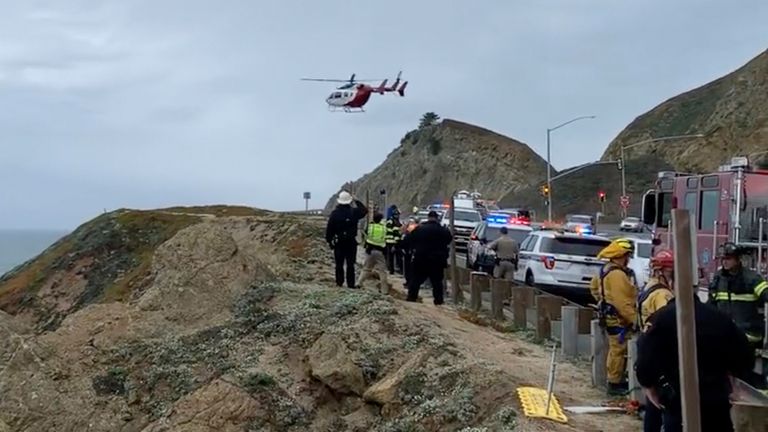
left=638, top=249, right=675, bottom=331
left=636, top=249, right=675, bottom=432
left=385, top=205, right=403, bottom=275
left=635, top=294, right=754, bottom=432
left=355, top=212, right=390, bottom=294
left=709, top=242, right=768, bottom=348
left=591, top=238, right=637, bottom=396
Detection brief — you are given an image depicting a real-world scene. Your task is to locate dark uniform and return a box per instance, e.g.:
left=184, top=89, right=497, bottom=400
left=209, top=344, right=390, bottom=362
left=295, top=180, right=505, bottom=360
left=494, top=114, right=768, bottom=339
left=635, top=297, right=754, bottom=432
left=709, top=264, right=768, bottom=347
left=325, top=197, right=368, bottom=288
left=403, top=213, right=452, bottom=305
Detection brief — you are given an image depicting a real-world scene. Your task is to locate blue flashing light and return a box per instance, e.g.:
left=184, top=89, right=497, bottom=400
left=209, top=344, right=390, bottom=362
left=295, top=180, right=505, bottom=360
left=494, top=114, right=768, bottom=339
left=486, top=214, right=510, bottom=225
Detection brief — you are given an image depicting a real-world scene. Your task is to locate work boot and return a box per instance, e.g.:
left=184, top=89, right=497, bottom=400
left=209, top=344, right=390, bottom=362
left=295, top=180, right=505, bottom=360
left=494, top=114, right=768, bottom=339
left=607, top=382, right=628, bottom=396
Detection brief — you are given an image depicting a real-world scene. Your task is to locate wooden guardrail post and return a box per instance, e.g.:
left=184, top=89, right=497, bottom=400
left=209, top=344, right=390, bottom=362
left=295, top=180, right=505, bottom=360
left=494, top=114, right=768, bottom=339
left=591, top=319, right=607, bottom=388
left=470, top=272, right=489, bottom=311
left=490, top=279, right=509, bottom=320
left=458, top=267, right=471, bottom=290
left=578, top=307, right=594, bottom=334
left=511, top=286, right=535, bottom=329
left=536, top=295, right=562, bottom=340
left=561, top=306, right=579, bottom=359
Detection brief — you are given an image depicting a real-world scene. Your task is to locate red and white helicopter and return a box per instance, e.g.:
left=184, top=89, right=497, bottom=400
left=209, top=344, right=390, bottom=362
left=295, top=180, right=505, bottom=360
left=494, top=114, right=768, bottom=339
left=301, top=71, right=408, bottom=112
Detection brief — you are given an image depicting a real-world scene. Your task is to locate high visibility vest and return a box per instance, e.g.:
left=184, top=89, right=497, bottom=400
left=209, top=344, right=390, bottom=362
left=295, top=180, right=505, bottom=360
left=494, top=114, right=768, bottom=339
left=386, top=219, right=402, bottom=244
left=366, top=223, right=387, bottom=248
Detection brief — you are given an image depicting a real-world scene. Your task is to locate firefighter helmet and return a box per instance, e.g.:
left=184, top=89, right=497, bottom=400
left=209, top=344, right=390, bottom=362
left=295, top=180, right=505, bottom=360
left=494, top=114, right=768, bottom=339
left=651, top=249, right=675, bottom=270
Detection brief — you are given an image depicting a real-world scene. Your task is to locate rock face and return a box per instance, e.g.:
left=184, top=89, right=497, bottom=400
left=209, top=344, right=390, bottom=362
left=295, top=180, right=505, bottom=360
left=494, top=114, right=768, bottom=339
left=602, top=48, right=768, bottom=173
left=0, top=206, right=639, bottom=431
left=325, top=119, right=550, bottom=213
left=306, top=333, right=366, bottom=396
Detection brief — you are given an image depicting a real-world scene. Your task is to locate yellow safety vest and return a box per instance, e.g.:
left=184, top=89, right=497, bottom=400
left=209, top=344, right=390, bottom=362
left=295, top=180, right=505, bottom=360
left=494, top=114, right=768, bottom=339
left=367, top=223, right=387, bottom=248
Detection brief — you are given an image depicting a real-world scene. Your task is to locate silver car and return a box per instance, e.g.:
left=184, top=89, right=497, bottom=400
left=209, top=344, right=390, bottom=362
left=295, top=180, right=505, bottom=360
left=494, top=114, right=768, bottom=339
left=619, top=217, right=644, bottom=232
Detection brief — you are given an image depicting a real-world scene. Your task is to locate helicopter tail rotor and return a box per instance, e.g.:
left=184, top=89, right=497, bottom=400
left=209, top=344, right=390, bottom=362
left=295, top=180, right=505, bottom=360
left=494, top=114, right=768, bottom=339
left=397, top=81, right=408, bottom=97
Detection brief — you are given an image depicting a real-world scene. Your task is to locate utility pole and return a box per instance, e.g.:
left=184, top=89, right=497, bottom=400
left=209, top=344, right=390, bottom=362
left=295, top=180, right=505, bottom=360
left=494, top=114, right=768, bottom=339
left=450, top=191, right=463, bottom=304
left=546, top=115, right=596, bottom=221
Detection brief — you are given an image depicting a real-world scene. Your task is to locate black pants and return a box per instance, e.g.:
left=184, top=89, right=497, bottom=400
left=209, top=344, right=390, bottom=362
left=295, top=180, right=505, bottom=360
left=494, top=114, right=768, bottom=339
left=333, top=241, right=357, bottom=288
left=402, top=248, right=412, bottom=284
left=386, top=244, right=402, bottom=274
left=643, top=402, right=663, bottom=432
left=662, top=404, right=733, bottom=432
left=408, top=258, right=445, bottom=304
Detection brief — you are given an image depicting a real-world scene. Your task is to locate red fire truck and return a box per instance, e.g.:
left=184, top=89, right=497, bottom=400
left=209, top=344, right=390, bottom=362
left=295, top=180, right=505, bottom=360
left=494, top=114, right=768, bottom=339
left=641, top=156, right=768, bottom=285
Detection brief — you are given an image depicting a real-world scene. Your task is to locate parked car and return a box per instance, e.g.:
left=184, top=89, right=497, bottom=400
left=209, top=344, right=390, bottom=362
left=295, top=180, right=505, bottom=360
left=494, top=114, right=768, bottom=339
left=618, top=236, right=653, bottom=289
left=619, top=216, right=644, bottom=232
left=514, top=228, right=611, bottom=303
left=466, top=215, right=533, bottom=273
left=440, top=208, right=483, bottom=252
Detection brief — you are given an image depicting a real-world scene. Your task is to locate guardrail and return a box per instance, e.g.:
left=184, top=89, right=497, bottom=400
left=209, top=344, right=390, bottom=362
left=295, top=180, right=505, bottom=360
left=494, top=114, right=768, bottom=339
left=281, top=209, right=326, bottom=216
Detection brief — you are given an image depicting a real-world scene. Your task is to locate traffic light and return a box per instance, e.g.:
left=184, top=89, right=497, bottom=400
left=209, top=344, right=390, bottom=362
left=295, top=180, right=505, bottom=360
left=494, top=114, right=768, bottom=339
left=598, top=191, right=606, bottom=202
left=541, top=184, right=550, bottom=197
left=617, top=158, right=623, bottom=171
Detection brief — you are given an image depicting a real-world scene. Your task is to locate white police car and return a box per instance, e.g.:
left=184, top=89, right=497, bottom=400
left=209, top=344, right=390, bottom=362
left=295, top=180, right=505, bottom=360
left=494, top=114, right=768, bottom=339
left=514, top=228, right=611, bottom=302
left=466, top=213, right=533, bottom=273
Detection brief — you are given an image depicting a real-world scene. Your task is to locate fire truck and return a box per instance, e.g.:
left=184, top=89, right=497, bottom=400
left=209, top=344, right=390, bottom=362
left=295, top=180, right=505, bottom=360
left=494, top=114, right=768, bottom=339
left=640, top=156, right=768, bottom=285
left=641, top=156, right=768, bottom=383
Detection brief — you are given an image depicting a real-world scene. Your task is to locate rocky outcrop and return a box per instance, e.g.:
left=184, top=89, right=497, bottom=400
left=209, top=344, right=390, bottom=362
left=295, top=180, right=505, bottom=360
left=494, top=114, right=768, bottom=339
left=601, top=48, right=768, bottom=173
left=363, top=349, right=432, bottom=406
left=306, top=333, right=366, bottom=396
left=325, top=119, right=551, bottom=212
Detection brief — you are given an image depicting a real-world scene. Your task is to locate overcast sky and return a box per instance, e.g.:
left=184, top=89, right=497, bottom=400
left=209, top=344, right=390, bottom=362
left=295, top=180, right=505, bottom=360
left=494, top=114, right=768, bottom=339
left=1, top=0, right=766, bottom=230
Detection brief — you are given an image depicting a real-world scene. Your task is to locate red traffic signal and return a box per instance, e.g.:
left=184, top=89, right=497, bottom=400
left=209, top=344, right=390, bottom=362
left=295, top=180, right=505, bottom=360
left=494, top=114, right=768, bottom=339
left=598, top=191, right=606, bottom=202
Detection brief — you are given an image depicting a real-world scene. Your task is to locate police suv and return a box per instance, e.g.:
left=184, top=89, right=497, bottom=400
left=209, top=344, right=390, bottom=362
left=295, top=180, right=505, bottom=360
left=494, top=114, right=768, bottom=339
left=466, top=213, right=533, bottom=273
left=514, top=228, right=611, bottom=302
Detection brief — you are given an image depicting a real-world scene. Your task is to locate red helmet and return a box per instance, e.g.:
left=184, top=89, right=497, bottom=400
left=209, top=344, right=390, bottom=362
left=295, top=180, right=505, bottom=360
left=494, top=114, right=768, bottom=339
left=651, top=249, right=674, bottom=270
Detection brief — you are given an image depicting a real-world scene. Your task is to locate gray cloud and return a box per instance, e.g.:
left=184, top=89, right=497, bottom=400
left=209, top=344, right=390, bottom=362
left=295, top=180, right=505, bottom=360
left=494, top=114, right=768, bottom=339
left=1, top=0, right=766, bottom=229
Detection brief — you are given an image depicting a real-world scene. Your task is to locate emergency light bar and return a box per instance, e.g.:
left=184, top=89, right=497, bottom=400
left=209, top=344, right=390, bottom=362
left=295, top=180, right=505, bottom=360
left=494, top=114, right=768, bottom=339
left=486, top=213, right=531, bottom=226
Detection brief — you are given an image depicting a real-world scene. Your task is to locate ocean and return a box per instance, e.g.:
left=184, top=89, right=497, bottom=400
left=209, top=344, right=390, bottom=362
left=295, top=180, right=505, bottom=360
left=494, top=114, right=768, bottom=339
left=0, top=230, right=70, bottom=276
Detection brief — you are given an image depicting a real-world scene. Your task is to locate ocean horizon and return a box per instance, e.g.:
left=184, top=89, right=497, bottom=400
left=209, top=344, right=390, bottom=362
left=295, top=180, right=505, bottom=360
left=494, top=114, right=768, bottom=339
left=0, top=229, right=70, bottom=276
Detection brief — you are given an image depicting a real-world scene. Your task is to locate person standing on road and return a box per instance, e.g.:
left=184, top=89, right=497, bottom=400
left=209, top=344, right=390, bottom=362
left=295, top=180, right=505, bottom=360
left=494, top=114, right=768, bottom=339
left=356, top=212, right=390, bottom=294
left=635, top=295, right=754, bottom=432
left=385, top=205, right=404, bottom=275
left=709, top=242, right=768, bottom=349
left=488, top=226, right=519, bottom=280
left=325, top=191, right=368, bottom=288
left=635, top=249, right=675, bottom=432
left=405, top=211, right=452, bottom=305
left=591, top=238, right=637, bottom=396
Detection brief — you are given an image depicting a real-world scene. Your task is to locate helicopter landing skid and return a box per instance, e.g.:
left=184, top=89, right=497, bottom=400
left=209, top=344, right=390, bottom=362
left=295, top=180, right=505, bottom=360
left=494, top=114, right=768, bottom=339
left=328, top=105, right=365, bottom=113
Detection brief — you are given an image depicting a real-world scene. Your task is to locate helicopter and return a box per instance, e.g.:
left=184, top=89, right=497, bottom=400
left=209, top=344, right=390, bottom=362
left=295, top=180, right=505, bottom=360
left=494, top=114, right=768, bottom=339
left=300, top=71, right=408, bottom=113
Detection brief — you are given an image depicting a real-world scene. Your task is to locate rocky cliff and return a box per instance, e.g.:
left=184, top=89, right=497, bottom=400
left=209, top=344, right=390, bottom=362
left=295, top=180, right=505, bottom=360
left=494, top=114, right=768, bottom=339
left=0, top=206, right=636, bottom=431
left=602, top=48, right=768, bottom=172
left=325, top=119, right=551, bottom=213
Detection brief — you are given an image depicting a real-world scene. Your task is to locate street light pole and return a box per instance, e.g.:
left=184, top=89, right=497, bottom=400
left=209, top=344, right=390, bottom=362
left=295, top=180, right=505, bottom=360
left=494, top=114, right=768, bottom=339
left=546, top=115, right=596, bottom=222
left=619, top=133, right=704, bottom=217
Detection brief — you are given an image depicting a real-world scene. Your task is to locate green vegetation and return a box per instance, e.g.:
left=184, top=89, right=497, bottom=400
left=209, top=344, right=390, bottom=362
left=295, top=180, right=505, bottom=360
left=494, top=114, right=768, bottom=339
left=0, top=209, right=203, bottom=330
left=418, top=112, right=440, bottom=129
left=92, top=367, right=128, bottom=396
left=158, top=205, right=271, bottom=217
left=243, top=371, right=277, bottom=393
left=428, top=137, right=442, bottom=156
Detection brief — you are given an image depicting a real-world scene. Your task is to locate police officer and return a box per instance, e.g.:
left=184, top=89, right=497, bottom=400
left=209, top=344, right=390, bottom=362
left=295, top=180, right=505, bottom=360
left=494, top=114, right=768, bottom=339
left=356, top=212, right=390, bottom=293
left=488, top=226, right=519, bottom=280
left=709, top=242, right=768, bottom=348
left=325, top=191, right=368, bottom=288
left=636, top=249, right=675, bottom=432
left=385, top=205, right=403, bottom=275
left=590, top=238, right=637, bottom=395
left=405, top=211, right=452, bottom=305
left=635, top=295, right=754, bottom=432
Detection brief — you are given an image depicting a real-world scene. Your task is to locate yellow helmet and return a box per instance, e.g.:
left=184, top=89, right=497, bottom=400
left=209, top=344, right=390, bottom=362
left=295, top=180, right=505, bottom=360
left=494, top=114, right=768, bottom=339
left=598, top=238, right=634, bottom=259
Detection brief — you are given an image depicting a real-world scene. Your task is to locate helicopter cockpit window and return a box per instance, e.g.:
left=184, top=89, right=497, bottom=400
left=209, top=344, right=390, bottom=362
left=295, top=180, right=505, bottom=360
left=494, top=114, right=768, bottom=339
left=331, top=92, right=342, bottom=99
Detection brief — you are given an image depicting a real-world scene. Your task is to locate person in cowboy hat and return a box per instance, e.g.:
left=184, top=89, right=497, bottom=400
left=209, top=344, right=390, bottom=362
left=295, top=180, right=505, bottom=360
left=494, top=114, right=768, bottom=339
left=325, top=191, right=368, bottom=288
